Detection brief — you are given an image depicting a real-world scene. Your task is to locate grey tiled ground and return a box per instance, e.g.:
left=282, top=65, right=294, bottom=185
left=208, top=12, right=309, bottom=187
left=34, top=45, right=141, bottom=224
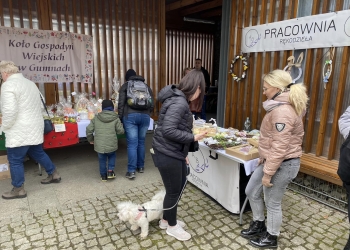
left=0, top=135, right=349, bottom=249
left=0, top=181, right=349, bottom=249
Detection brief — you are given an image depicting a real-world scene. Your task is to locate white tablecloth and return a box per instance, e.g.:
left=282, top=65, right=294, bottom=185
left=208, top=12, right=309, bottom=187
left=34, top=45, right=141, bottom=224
left=187, top=142, right=258, bottom=214
left=77, top=118, right=154, bottom=138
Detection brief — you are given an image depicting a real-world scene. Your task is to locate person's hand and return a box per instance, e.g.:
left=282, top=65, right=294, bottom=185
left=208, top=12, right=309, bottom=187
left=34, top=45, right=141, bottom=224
left=194, top=132, right=208, bottom=141
left=186, top=156, right=189, bottom=165
left=262, top=174, right=273, bottom=187
left=90, top=142, right=94, bottom=144
left=257, top=157, right=265, bottom=166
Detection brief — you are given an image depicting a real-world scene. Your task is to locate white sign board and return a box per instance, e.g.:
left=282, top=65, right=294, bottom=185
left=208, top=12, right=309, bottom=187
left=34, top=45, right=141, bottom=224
left=242, top=9, right=350, bottom=53
left=0, top=26, right=93, bottom=83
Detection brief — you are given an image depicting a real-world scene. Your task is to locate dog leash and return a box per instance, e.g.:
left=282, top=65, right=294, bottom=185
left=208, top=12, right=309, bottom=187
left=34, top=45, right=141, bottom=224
left=138, top=178, right=188, bottom=215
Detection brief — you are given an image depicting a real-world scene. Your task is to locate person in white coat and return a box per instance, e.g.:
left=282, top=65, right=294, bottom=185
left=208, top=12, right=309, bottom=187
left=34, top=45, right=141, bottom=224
left=0, top=61, right=61, bottom=199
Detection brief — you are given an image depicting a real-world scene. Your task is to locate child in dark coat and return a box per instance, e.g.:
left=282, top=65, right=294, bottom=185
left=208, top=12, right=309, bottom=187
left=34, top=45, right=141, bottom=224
left=86, top=100, right=124, bottom=181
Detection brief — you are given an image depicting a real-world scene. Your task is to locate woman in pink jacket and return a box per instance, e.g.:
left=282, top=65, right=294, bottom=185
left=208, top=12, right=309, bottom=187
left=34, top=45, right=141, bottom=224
left=240, top=69, right=308, bottom=249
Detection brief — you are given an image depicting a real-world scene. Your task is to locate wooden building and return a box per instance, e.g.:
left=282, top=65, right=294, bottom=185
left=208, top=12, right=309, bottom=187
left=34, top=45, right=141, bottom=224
left=0, top=0, right=349, bottom=187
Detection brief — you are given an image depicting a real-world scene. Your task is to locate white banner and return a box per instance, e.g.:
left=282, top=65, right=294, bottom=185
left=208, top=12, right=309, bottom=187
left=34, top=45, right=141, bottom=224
left=0, top=27, right=93, bottom=83
left=242, top=9, right=350, bottom=53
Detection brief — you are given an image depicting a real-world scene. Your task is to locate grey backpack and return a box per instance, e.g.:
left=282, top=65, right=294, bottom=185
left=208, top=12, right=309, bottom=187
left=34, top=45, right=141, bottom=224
left=126, top=76, right=152, bottom=110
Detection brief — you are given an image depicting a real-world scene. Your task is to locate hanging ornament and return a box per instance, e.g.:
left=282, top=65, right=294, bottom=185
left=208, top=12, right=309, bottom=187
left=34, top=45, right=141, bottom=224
left=322, top=47, right=334, bottom=89
left=283, top=52, right=304, bottom=83
left=228, top=54, right=249, bottom=83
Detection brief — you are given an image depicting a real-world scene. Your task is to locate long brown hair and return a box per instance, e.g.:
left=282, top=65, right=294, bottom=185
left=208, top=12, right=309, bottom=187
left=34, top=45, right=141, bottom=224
left=178, top=69, right=205, bottom=105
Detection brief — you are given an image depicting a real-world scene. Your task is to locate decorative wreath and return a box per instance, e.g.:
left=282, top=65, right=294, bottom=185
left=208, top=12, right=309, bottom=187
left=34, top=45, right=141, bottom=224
left=322, top=47, right=334, bottom=89
left=229, top=54, right=248, bottom=82
left=283, top=53, right=304, bottom=83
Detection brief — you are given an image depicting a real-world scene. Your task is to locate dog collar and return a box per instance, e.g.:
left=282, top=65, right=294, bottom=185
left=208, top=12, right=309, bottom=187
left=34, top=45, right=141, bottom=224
left=136, top=206, right=147, bottom=219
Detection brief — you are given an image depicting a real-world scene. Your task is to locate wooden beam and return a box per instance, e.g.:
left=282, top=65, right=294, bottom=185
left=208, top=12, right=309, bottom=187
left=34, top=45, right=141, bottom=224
left=244, top=0, right=258, bottom=123
left=199, top=8, right=222, bottom=18
left=316, top=0, right=342, bottom=157
left=166, top=0, right=204, bottom=12
left=251, top=0, right=267, bottom=130
left=304, top=0, right=326, bottom=153
left=181, top=0, right=222, bottom=16
left=236, top=0, right=250, bottom=130
left=158, top=0, right=166, bottom=118
left=230, top=0, right=244, bottom=129
left=0, top=0, right=4, bottom=26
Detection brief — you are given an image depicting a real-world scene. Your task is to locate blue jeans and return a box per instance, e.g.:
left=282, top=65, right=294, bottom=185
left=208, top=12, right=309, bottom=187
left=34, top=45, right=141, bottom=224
left=245, top=159, right=300, bottom=236
left=98, top=152, right=116, bottom=176
left=7, top=144, right=56, bottom=187
left=123, top=113, right=150, bottom=173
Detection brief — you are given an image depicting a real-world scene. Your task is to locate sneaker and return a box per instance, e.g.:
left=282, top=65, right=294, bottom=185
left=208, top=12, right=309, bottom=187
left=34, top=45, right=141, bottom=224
left=137, top=167, right=144, bottom=173
left=41, top=169, right=61, bottom=184
left=125, top=172, right=136, bottom=179
left=159, top=219, right=186, bottom=229
left=166, top=224, right=191, bottom=241
left=107, top=170, right=116, bottom=179
left=101, top=175, right=107, bottom=182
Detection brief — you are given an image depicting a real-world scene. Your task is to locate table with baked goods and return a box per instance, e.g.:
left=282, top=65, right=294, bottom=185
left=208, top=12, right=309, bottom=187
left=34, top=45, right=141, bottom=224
left=0, top=118, right=154, bottom=175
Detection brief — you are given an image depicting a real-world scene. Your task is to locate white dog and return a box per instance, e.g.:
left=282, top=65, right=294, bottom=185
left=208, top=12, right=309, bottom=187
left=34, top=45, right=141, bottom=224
left=117, top=190, right=165, bottom=238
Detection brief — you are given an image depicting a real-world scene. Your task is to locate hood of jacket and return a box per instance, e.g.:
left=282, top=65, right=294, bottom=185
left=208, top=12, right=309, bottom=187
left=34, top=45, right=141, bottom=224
left=158, top=85, right=186, bottom=103
left=96, top=111, right=119, bottom=123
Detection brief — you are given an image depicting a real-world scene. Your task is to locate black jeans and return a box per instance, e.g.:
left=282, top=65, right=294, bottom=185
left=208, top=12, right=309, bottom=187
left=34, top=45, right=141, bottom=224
left=152, top=149, right=187, bottom=226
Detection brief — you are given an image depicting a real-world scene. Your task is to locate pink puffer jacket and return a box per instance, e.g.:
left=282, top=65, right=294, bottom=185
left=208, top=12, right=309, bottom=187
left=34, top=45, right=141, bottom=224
left=259, top=92, right=304, bottom=176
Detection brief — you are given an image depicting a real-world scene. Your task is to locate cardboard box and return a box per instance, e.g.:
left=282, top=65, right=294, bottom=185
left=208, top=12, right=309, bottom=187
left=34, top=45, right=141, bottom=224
left=0, top=155, right=11, bottom=180
left=247, top=138, right=259, bottom=148
left=225, top=144, right=260, bottom=161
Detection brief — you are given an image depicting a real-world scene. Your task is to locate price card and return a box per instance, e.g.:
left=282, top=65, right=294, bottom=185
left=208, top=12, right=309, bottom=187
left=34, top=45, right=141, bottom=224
left=54, top=124, right=66, bottom=132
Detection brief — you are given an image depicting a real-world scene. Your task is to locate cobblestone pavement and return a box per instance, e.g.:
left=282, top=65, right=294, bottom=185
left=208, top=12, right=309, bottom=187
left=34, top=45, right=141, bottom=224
left=0, top=180, right=349, bottom=250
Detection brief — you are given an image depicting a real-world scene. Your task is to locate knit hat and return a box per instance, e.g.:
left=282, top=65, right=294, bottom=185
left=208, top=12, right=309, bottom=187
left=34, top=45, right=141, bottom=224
left=125, top=69, right=137, bottom=81
left=102, top=100, right=114, bottom=110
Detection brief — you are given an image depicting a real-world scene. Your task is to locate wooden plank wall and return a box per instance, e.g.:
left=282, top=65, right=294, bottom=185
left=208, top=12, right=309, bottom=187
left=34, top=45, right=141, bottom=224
left=226, top=0, right=349, bottom=161
left=166, top=30, right=214, bottom=85
left=0, top=0, right=166, bottom=119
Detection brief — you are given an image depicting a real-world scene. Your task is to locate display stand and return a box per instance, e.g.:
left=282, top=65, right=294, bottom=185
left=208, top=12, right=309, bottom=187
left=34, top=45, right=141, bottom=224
left=187, top=142, right=258, bottom=223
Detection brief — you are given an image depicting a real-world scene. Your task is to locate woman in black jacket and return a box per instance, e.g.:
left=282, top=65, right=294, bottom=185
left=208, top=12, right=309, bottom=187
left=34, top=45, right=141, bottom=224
left=152, top=69, right=207, bottom=241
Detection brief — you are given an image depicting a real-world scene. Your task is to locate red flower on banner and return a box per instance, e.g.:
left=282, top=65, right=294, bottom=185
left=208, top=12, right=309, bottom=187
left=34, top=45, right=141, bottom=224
left=88, top=60, right=92, bottom=64
left=51, top=32, right=55, bottom=36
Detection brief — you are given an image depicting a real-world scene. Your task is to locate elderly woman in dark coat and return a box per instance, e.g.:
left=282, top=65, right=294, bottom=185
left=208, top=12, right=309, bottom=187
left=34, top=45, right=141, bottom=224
left=151, top=69, right=207, bottom=241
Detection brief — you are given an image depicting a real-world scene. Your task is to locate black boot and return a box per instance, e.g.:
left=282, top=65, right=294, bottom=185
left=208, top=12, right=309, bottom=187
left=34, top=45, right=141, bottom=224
left=249, top=232, right=278, bottom=249
left=240, top=220, right=267, bottom=239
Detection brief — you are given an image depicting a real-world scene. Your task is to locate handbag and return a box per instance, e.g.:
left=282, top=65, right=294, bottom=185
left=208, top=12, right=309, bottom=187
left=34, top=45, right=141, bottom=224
left=188, top=141, right=199, bottom=152
left=40, top=94, right=54, bottom=134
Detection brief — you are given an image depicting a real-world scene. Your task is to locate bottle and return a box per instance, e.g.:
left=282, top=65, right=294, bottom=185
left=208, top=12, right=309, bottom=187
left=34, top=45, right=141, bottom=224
left=244, top=117, right=251, bottom=132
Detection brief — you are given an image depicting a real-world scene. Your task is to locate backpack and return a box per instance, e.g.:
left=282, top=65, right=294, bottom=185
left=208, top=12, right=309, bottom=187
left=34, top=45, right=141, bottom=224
left=126, top=77, right=152, bottom=110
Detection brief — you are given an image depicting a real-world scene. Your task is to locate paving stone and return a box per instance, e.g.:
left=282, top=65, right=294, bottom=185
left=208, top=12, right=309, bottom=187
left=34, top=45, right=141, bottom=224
left=0, top=183, right=349, bottom=249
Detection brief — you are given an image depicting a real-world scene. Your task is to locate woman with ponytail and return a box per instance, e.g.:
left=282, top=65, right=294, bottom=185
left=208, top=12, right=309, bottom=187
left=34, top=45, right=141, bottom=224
left=240, top=69, right=308, bottom=249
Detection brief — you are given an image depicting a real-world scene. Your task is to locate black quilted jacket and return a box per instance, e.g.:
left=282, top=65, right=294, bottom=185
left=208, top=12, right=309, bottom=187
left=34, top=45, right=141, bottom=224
left=152, top=85, right=194, bottom=160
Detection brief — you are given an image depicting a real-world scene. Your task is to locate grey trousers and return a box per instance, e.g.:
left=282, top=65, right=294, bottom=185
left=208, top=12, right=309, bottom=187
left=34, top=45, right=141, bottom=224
left=245, top=158, right=300, bottom=236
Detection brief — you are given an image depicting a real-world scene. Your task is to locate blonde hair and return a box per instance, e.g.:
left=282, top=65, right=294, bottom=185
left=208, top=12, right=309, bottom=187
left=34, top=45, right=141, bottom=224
left=0, top=61, right=19, bottom=74
left=183, top=67, right=192, bottom=76
left=263, top=69, right=309, bottom=116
